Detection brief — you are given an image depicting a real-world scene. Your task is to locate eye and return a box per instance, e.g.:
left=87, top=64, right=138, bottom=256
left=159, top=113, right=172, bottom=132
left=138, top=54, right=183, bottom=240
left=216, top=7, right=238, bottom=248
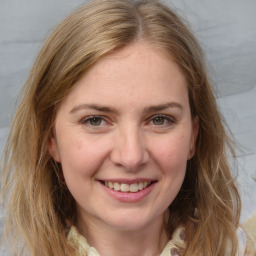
left=152, top=116, right=165, bottom=125
left=149, top=115, right=175, bottom=126
left=81, top=116, right=106, bottom=126
left=88, top=117, right=103, bottom=126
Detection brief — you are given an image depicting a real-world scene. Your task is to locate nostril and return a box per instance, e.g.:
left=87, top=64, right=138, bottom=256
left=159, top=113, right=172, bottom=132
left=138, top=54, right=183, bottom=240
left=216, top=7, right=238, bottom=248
left=109, top=132, right=149, bottom=170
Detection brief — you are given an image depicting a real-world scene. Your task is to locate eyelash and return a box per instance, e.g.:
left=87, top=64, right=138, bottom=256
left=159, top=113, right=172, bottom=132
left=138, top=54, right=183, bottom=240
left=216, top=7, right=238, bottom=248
left=80, top=116, right=108, bottom=127
left=147, top=115, right=176, bottom=127
left=80, top=114, right=176, bottom=128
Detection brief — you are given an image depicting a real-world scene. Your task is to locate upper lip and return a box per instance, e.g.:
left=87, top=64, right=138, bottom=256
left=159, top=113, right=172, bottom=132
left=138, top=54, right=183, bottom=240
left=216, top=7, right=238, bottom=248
left=98, top=178, right=157, bottom=184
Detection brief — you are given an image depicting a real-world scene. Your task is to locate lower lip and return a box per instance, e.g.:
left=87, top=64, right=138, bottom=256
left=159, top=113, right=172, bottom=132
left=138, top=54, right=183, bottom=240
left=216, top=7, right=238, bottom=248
left=99, top=182, right=156, bottom=203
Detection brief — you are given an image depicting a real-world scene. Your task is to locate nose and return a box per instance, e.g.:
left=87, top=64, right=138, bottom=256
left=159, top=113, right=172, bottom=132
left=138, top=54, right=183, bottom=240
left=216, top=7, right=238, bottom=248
left=110, top=126, right=149, bottom=171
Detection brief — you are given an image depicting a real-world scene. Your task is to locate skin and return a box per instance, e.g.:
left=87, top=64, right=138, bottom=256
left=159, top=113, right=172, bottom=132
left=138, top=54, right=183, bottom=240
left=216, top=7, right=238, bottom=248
left=48, top=42, right=198, bottom=256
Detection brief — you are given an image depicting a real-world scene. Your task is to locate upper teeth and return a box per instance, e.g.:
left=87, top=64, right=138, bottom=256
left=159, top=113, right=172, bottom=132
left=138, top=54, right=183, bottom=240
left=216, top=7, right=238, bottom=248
left=104, top=181, right=151, bottom=193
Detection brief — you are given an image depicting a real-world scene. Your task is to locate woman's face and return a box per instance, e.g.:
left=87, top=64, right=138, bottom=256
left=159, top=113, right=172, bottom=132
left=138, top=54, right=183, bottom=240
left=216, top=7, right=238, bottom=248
left=49, top=43, right=198, bottom=233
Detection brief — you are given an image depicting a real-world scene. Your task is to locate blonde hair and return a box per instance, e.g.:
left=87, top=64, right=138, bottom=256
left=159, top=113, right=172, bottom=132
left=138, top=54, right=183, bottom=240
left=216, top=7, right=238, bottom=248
left=1, top=0, right=241, bottom=255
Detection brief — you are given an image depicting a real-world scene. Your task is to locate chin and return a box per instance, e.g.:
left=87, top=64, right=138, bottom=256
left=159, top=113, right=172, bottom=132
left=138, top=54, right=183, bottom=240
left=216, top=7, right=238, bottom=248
left=103, top=210, right=161, bottom=232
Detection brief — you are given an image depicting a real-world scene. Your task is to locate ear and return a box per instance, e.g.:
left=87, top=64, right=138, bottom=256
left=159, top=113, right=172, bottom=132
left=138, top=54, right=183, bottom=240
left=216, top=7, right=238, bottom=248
left=187, top=116, right=199, bottom=160
left=48, top=136, right=61, bottom=162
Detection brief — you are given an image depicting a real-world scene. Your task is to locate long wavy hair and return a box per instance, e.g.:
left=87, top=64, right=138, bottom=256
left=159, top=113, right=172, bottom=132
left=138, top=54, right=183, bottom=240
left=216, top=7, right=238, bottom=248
left=1, top=0, right=241, bottom=255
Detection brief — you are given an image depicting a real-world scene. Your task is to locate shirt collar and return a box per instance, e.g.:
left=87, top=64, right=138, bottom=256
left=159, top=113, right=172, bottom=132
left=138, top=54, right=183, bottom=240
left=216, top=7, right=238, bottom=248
left=67, top=225, right=186, bottom=256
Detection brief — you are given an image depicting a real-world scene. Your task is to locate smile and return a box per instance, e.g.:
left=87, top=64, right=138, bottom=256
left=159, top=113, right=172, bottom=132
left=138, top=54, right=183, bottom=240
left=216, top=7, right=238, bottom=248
left=103, top=181, right=152, bottom=193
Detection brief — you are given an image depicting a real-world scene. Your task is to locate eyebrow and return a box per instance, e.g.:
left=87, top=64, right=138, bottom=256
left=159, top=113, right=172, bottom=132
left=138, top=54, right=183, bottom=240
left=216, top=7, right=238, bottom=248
left=143, top=102, right=183, bottom=113
left=70, top=104, right=118, bottom=114
left=70, top=102, right=183, bottom=114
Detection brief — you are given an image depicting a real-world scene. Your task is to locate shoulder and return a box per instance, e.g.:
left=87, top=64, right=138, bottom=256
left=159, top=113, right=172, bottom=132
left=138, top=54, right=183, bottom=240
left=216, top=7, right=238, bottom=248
left=243, top=213, right=256, bottom=255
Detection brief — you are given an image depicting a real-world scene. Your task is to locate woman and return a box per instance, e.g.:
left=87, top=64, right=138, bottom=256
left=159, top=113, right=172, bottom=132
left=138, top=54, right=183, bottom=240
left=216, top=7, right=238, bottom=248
left=1, top=0, right=245, bottom=255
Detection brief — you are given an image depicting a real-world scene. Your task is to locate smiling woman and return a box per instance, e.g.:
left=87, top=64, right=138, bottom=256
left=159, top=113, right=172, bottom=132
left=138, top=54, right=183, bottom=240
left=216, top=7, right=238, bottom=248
left=0, top=0, right=246, bottom=256
left=48, top=43, right=197, bottom=241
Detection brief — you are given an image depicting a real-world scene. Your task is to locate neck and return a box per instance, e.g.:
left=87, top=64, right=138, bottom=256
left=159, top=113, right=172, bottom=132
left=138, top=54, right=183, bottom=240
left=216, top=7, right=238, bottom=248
left=76, top=214, right=169, bottom=256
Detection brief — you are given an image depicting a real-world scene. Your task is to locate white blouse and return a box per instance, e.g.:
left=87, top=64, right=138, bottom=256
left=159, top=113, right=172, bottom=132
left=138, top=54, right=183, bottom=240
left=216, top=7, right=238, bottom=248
left=67, top=225, right=246, bottom=256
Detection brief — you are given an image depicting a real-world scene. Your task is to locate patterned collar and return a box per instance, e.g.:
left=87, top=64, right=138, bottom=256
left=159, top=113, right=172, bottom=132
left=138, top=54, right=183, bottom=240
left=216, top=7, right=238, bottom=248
left=67, top=225, right=246, bottom=255
left=67, top=226, right=186, bottom=256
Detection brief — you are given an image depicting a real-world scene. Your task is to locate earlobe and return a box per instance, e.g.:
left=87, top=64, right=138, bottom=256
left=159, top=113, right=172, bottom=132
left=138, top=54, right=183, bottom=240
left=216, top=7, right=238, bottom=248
left=188, top=116, right=199, bottom=160
left=48, top=136, right=61, bottom=162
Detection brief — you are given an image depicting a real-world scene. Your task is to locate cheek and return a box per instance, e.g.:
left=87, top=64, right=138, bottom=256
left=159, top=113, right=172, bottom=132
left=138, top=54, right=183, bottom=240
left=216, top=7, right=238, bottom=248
left=151, top=134, right=190, bottom=171
left=58, top=134, right=110, bottom=178
left=152, top=136, right=189, bottom=210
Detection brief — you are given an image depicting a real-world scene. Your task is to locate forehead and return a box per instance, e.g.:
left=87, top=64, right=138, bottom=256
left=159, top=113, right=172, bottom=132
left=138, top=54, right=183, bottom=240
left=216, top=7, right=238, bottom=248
left=60, top=42, right=189, bottom=112
left=88, top=42, right=183, bottom=79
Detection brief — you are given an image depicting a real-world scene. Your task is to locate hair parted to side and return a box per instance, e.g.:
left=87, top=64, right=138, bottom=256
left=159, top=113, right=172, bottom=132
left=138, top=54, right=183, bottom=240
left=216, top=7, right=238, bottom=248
left=1, top=0, right=241, bottom=255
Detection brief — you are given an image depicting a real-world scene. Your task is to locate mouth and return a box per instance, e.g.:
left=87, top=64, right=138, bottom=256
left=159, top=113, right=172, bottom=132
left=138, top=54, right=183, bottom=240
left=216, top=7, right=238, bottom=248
left=100, top=180, right=156, bottom=193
